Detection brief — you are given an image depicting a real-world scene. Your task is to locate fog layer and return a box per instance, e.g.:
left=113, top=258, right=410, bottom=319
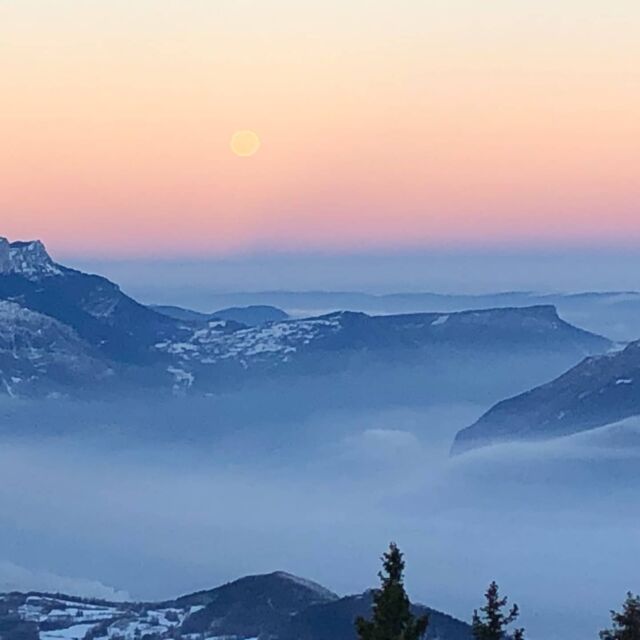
left=1, top=379, right=639, bottom=640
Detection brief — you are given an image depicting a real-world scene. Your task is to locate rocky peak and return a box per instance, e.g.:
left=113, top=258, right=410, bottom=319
left=0, top=237, right=9, bottom=271
left=0, top=237, right=63, bottom=278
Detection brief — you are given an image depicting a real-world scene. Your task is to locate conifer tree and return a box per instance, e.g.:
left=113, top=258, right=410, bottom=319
left=472, top=581, right=524, bottom=640
left=600, top=593, right=640, bottom=640
left=356, top=542, right=429, bottom=640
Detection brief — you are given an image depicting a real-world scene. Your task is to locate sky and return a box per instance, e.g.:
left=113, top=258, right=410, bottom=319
left=1, top=1, right=639, bottom=259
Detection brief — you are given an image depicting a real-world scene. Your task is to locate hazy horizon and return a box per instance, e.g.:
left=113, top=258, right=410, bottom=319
left=63, top=250, right=640, bottom=310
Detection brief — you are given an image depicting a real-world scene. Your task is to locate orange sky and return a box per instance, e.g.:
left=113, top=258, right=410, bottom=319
left=1, top=1, right=639, bottom=257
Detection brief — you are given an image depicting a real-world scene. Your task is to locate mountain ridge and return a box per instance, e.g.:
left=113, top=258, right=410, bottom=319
left=451, top=340, right=640, bottom=454
left=0, top=571, right=472, bottom=640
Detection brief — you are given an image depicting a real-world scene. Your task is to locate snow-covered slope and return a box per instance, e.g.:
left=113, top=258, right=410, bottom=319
left=153, top=306, right=610, bottom=391
left=170, top=305, right=609, bottom=366
left=0, top=301, right=112, bottom=397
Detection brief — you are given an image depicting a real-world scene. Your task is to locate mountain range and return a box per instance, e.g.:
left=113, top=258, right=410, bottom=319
left=155, top=289, right=640, bottom=342
left=0, top=571, right=471, bottom=640
left=0, top=237, right=611, bottom=399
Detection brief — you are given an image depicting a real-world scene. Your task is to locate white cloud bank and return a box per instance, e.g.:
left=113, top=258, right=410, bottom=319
left=0, top=560, right=129, bottom=601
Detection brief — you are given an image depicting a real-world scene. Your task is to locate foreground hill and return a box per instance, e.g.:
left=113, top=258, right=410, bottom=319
left=0, top=571, right=471, bottom=640
left=0, top=236, right=611, bottom=398
left=451, top=340, right=640, bottom=454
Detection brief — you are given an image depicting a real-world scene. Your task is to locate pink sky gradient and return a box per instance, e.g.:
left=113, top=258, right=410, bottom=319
left=1, top=1, right=639, bottom=258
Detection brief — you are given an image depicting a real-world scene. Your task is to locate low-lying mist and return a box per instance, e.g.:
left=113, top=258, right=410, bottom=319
left=1, top=364, right=639, bottom=640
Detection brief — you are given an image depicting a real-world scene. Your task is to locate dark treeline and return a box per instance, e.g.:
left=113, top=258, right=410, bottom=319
left=357, top=543, right=639, bottom=640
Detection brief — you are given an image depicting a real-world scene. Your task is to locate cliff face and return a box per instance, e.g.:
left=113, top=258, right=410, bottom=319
left=0, top=237, right=63, bottom=278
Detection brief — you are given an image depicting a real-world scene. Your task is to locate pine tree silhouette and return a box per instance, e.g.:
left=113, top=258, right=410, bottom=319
left=356, top=543, right=429, bottom=640
left=472, top=581, right=524, bottom=640
left=600, top=593, right=640, bottom=640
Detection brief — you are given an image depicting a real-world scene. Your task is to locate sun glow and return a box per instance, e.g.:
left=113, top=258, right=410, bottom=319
left=230, top=131, right=261, bottom=157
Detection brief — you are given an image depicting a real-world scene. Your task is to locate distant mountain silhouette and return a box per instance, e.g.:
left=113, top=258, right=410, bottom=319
left=152, top=303, right=290, bottom=326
